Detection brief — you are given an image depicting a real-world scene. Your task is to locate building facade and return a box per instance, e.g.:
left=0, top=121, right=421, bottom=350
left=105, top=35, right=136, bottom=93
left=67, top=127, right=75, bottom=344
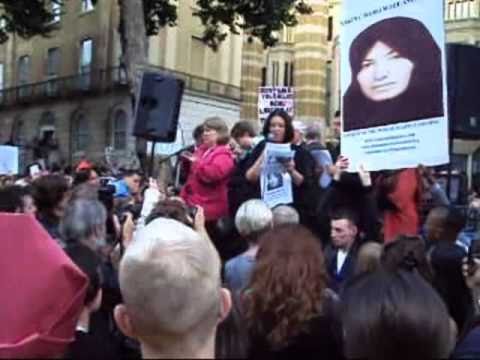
left=240, top=0, right=330, bottom=129
left=0, top=0, right=243, bottom=170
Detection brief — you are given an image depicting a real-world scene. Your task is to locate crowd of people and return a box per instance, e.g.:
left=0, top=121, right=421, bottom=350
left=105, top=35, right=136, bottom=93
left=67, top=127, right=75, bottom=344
left=2, top=112, right=480, bottom=359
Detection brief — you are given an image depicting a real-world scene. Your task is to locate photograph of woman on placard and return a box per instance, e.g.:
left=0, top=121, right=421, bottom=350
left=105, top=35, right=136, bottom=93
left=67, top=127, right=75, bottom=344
left=343, top=16, right=444, bottom=132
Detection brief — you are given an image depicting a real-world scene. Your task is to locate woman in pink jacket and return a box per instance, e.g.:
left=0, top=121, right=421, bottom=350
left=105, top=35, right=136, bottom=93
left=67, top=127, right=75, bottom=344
left=181, top=117, right=235, bottom=223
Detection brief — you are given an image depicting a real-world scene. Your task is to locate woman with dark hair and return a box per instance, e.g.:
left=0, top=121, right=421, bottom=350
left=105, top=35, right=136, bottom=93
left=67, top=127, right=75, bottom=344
left=244, top=110, right=317, bottom=226
left=343, top=16, right=444, bottom=131
left=245, top=225, right=342, bottom=359
left=342, top=269, right=455, bottom=360
left=381, top=234, right=433, bottom=283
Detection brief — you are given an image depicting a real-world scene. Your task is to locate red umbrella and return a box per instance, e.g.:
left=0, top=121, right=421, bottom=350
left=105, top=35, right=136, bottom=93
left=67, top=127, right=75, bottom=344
left=0, top=214, right=87, bottom=358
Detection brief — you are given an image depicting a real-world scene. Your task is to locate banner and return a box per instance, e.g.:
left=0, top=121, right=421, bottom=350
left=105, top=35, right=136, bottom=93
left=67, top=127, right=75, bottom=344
left=0, top=146, right=19, bottom=175
left=260, top=143, right=295, bottom=208
left=340, top=0, right=449, bottom=171
left=258, top=87, right=294, bottom=123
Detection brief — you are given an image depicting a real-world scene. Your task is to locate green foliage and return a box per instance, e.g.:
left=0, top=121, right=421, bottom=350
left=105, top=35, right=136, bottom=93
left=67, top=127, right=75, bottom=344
left=194, top=0, right=312, bottom=50
left=0, top=0, right=311, bottom=49
left=0, top=0, right=63, bottom=43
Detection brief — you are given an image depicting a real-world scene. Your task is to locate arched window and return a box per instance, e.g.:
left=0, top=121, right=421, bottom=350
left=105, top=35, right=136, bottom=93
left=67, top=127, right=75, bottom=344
left=39, top=111, right=56, bottom=139
left=113, top=110, right=127, bottom=150
left=72, top=113, right=89, bottom=152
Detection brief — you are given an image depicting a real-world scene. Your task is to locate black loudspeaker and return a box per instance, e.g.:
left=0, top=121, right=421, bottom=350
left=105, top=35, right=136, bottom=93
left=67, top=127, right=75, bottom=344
left=133, top=72, right=185, bottom=142
left=447, top=44, right=480, bottom=139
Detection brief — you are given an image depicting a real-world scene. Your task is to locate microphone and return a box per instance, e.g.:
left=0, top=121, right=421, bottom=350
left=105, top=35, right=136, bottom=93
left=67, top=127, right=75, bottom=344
left=267, top=133, right=275, bottom=142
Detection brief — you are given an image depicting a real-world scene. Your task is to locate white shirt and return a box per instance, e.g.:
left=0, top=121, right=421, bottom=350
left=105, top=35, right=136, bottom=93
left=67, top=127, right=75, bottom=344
left=337, top=249, right=349, bottom=274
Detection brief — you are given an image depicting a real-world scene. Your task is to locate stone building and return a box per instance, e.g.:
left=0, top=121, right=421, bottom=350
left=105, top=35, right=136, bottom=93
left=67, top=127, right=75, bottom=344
left=0, top=0, right=243, bottom=170
left=240, top=0, right=330, bottom=128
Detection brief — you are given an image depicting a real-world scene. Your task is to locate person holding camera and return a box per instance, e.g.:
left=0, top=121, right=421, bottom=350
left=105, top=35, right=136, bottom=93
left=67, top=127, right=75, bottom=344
left=244, top=109, right=318, bottom=228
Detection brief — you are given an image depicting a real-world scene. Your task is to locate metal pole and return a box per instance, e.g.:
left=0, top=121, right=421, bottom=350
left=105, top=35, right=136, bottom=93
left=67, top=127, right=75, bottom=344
left=148, top=141, right=156, bottom=178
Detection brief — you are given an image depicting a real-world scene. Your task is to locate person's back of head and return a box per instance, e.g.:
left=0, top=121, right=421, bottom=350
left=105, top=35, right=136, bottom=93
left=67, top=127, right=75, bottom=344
left=146, top=198, right=194, bottom=227
left=114, top=218, right=231, bottom=358
left=342, top=269, right=455, bottom=360
left=355, top=242, right=382, bottom=276
left=235, top=200, right=273, bottom=243
left=246, top=225, right=329, bottom=349
left=32, top=174, right=70, bottom=219
left=0, top=186, right=24, bottom=213
left=60, top=198, right=107, bottom=249
left=381, top=235, right=433, bottom=282
left=272, top=205, right=300, bottom=227
left=305, top=123, right=322, bottom=142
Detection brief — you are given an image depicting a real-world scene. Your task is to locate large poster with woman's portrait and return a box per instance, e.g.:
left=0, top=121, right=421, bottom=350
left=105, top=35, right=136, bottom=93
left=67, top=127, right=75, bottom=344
left=340, top=0, right=449, bottom=171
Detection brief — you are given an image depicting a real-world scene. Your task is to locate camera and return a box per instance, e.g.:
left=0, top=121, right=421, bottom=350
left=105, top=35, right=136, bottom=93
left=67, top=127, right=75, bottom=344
left=119, top=203, right=143, bottom=224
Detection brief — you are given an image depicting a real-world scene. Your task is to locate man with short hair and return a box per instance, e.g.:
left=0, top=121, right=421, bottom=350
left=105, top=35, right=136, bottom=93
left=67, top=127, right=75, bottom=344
left=324, top=208, right=360, bottom=292
left=114, top=218, right=231, bottom=359
left=114, top=170, right=142, bottom=198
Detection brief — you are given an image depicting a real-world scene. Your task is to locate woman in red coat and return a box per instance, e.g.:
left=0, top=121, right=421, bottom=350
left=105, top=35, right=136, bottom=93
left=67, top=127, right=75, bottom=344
left=181, top=117, right=235, bottom=223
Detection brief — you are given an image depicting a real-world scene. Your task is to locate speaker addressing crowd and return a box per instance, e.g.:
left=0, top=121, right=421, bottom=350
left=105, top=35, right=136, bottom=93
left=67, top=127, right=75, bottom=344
left=2, top=109, right=480, bottom=358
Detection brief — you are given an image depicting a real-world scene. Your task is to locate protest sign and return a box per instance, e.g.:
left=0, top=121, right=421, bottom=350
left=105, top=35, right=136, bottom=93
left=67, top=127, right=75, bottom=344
left=0, top=146, right=19, bottom=175
left=260, top=143, right=295, bottom=208
left=340, top=0, right=449, bottom=171
left=258, top=87, right=295, bottom=123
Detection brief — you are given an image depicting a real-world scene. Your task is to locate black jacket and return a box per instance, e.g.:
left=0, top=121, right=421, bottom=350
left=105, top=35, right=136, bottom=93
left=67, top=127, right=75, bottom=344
left=241, top=140, right=319, bottom=221
left=324, top=242, right=361, bottom=294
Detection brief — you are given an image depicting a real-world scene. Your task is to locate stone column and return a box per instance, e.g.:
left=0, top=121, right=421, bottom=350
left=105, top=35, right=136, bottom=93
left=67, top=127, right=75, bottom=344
left=240, top=37, right=264, bottom=125
left=293, top=0, right=329, bottom=124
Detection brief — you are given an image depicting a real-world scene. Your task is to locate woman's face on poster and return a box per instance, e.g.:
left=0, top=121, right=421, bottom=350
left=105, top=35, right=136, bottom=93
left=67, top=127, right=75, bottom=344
left=356, top=41, right=415, bottom=102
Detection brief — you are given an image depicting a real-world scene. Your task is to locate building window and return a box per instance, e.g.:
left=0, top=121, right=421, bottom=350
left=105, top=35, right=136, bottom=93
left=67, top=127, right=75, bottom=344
left=283, top=62, right=295, bottom=87
left=283, top=27, right=295, bottom=43
left=52, top=1, right=61, bottom=22
left=39, top=112, right=57, bottom=146
left=18, top=55, right=30, bottom=85
left=272, top=61, right=280, bottom=86
left=47, top=47, right=60, bottom=77
left=72, top=113, right=89, bottom=152
left=113, top=110, right=127, bottom=150
left=81, top=0, right=94, bottom=12
left=447, top=0, right=477, bottom=20
left=0, top=63, right=4, bottom=104
left=18, top=55, right=31, bottom=98
left=290, top=63, right=294, bottom=87
left=327, top=16, right=333, bottom=41
left=261, top=67, right=267, bottom=86
left=46, top=48, right=60, bottom=96
left=79, top=38, right=93, bottom=89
